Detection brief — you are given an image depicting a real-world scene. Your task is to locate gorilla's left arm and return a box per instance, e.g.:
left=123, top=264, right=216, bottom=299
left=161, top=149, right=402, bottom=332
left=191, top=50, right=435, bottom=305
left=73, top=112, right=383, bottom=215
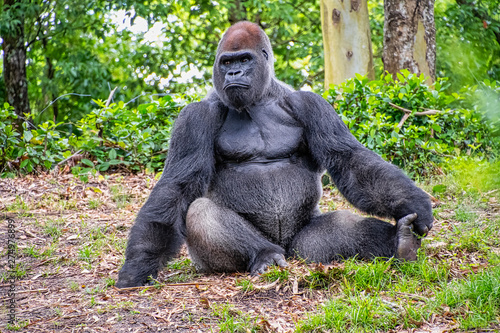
left=289, top=91, right=433, bottom=235
left=116, top=100, right=223, bottom=287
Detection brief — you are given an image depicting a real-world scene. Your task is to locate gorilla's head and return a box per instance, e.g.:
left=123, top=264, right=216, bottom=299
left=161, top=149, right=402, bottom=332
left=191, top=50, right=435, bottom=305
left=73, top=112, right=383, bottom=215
left=213, top=22, right=274, bottom=110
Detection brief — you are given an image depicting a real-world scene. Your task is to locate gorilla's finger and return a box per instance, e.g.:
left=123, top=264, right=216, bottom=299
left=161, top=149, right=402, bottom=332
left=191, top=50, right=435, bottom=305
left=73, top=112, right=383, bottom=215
left=275, top=258, right=288, bottom=267
left=250, top=264, right=267, bottom=276
left=271, top=253, right=288, bottom=267
left=397, top=213, right=418, bottom=228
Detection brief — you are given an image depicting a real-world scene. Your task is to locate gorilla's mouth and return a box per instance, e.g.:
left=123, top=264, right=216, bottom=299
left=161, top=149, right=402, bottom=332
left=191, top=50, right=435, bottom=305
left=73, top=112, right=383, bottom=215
left=223, top=83, right=250, bottom=90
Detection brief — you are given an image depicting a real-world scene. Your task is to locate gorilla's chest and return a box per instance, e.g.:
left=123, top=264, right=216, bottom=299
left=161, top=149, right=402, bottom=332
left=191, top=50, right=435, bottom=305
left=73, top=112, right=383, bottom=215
left=216, top=103, right=302, bottom=162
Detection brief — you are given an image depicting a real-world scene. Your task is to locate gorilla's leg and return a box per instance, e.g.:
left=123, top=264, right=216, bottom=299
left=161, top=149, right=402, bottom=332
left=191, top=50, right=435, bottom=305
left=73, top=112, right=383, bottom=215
left=186, top=198, right=287, bottom=275
left=289, top=211, right=420, bottom=262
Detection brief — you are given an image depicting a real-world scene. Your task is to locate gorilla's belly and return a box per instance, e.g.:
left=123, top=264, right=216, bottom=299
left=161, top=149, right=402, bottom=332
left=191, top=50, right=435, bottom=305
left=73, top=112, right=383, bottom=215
left=207, top=161, right=322, bottom=248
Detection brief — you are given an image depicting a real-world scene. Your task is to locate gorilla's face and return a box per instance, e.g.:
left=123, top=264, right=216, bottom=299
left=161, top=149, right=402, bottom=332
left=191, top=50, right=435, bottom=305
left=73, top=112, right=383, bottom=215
left=214, top=50, right=270, bottom=109
left=213, top=22, right=274, bottom=110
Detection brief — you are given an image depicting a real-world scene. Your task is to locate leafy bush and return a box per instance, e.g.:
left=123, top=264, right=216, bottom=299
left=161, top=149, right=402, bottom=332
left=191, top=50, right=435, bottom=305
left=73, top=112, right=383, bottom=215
left=0, top=96, right=183, bottom=178
left=325, top=70, right=499, bottom=176
left=74, top=96, right=182, bottom=172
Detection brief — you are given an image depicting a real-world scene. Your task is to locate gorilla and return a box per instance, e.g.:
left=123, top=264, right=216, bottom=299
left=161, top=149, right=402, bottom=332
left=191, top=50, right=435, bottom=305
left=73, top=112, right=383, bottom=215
left=116, top=21, right=433, bottom=288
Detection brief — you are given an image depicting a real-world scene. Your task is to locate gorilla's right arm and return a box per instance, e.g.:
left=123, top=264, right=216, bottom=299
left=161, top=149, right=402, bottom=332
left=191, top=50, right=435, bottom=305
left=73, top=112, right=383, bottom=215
left=288, top=91, right=433, bottom=237
left=116, top=100, right=222, bottom=288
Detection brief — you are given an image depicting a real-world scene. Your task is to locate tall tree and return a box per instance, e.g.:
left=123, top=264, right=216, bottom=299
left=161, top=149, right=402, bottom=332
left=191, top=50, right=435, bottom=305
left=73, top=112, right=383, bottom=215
left=382, top=0, right=436, bottom=83
left=1, top=0, right=31, bottom=120
left=321, top=0, right=375, bottom=89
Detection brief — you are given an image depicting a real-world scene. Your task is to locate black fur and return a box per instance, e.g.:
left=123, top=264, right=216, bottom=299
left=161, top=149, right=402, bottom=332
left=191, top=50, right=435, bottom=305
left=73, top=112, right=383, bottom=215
left=116, top=22, right=433, bottom=288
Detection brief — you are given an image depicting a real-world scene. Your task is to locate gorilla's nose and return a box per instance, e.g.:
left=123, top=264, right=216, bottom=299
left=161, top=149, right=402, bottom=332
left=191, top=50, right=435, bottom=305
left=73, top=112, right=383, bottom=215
left=227, top=70, right=243, bottom=77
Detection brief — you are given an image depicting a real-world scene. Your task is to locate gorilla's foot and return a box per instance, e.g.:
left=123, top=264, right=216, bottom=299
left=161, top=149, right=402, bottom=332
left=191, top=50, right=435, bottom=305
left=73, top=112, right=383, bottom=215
left=395, top=213, right=421, bottom=261
left=249, top=248, right=288, bottom=275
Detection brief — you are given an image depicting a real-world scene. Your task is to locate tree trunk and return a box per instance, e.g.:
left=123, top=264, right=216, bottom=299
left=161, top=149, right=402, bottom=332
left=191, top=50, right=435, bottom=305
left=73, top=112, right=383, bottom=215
left=2, top=0, right=31, bottom=120
left=42, top=38, right=59, bottom=122
left=382, top=0, right=436, bottom=84
left=321, top=0, right=375, bottom=89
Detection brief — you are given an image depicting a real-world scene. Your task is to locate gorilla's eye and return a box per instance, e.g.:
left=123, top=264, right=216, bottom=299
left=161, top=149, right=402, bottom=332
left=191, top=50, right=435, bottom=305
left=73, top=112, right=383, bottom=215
left=262, top=49, right=268, bottom=60
left=223, top=60, right=231, bottom=65
left=241, top=57, right=249, bottom=63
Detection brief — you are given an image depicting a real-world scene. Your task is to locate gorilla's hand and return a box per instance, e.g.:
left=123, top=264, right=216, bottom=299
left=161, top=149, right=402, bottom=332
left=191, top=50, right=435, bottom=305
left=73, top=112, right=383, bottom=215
left=249, top=248, right=288, bottom=275
left=116, top=260, right=157, bottom=288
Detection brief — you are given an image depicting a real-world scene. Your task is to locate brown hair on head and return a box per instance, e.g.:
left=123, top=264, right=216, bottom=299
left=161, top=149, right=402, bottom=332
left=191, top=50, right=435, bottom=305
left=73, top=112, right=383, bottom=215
left=218, top=21, right=266, bottom=52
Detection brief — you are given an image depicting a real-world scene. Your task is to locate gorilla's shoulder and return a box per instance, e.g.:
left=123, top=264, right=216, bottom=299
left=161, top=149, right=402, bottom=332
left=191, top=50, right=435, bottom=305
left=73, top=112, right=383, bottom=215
left=288, top=90, right=327, bottom=103
left=285, top=90, right=334, bottom=116
left=180, top=94, right=224, bottom=117
left=176, top=94, right=227, bottom=129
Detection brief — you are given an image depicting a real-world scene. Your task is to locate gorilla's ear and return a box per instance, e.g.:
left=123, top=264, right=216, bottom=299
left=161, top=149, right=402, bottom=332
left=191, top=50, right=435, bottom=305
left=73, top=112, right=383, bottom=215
left=262, top=49, right=269, bottom=60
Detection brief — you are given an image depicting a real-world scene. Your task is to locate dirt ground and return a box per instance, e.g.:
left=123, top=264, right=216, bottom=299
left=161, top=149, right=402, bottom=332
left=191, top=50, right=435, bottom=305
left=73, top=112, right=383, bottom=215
left=0, top=173, right=498, bottom=332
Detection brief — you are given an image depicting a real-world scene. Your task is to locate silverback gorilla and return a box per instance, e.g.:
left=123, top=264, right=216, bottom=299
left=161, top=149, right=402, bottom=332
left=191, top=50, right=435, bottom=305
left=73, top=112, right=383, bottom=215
left=116, top=21, right=433, bottom=288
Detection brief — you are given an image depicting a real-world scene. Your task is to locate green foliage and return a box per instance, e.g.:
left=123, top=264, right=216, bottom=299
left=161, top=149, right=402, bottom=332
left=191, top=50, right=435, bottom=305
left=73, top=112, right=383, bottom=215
left=75, top=95, right=182, bottom=172
left=445, top=157, right=500, bottom=194
left=326, top=71, right=499, bottom=176
left=0, top=95, right=183, bottom=177
left=435, top=0, right=500, bottom=91
left=260, top=265, right=290, bottom=283
left=211, top=303, right=260, bottom=333
left=297, top=291, right=401, bottom=332
left=235, top=278, right=254, bottom=292
left=0, top=104, right=20, bottom=177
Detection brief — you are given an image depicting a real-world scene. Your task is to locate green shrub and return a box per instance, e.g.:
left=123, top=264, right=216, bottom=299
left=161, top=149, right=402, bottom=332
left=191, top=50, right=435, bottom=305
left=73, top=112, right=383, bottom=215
left=74, top=95, right=182, bottom=172
left=0, top=104, right=21, bottom=177
left=325, top=71, right=499, bottom=176
left=0, top=96, right=183, bottom=177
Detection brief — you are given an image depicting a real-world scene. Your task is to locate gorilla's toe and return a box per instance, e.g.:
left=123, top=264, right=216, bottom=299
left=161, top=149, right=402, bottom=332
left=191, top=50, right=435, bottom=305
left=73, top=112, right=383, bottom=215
left=396, top=213, right=421, bottom=261
left=249, top=249, right=287, bottom=275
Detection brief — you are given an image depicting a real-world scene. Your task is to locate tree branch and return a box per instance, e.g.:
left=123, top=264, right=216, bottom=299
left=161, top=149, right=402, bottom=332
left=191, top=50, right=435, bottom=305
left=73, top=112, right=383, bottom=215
left=388, top=102, right=441, bottom=116
left=388, top=102, right=444, bottom=128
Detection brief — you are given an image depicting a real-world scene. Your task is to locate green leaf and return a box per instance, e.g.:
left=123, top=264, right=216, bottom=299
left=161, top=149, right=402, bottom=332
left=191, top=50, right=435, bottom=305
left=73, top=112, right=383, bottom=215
left=108, top=149, right=117, bottom=160
left=432, top=124, right=442, bottom=133
left=98, top=162, right=110, bottom=171
left=81, top=159, right=94, bottom=167
left=80, top=167, right=93, bottom=174
left=23, top=130, right=33, bottom=142
left=20, top=159, right=29, bottom=168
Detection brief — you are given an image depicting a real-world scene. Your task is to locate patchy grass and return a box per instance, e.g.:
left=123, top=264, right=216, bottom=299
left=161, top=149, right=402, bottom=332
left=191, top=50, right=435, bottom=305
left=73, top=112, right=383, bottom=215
left=211, top=303, right=261, bottom=332
left=0, top=162, right=499, bottom=332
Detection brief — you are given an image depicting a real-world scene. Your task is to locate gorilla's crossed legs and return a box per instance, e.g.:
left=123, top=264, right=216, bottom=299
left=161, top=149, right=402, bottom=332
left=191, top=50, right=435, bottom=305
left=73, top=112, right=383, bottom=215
left=186, top=198, right=420, bottom=275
